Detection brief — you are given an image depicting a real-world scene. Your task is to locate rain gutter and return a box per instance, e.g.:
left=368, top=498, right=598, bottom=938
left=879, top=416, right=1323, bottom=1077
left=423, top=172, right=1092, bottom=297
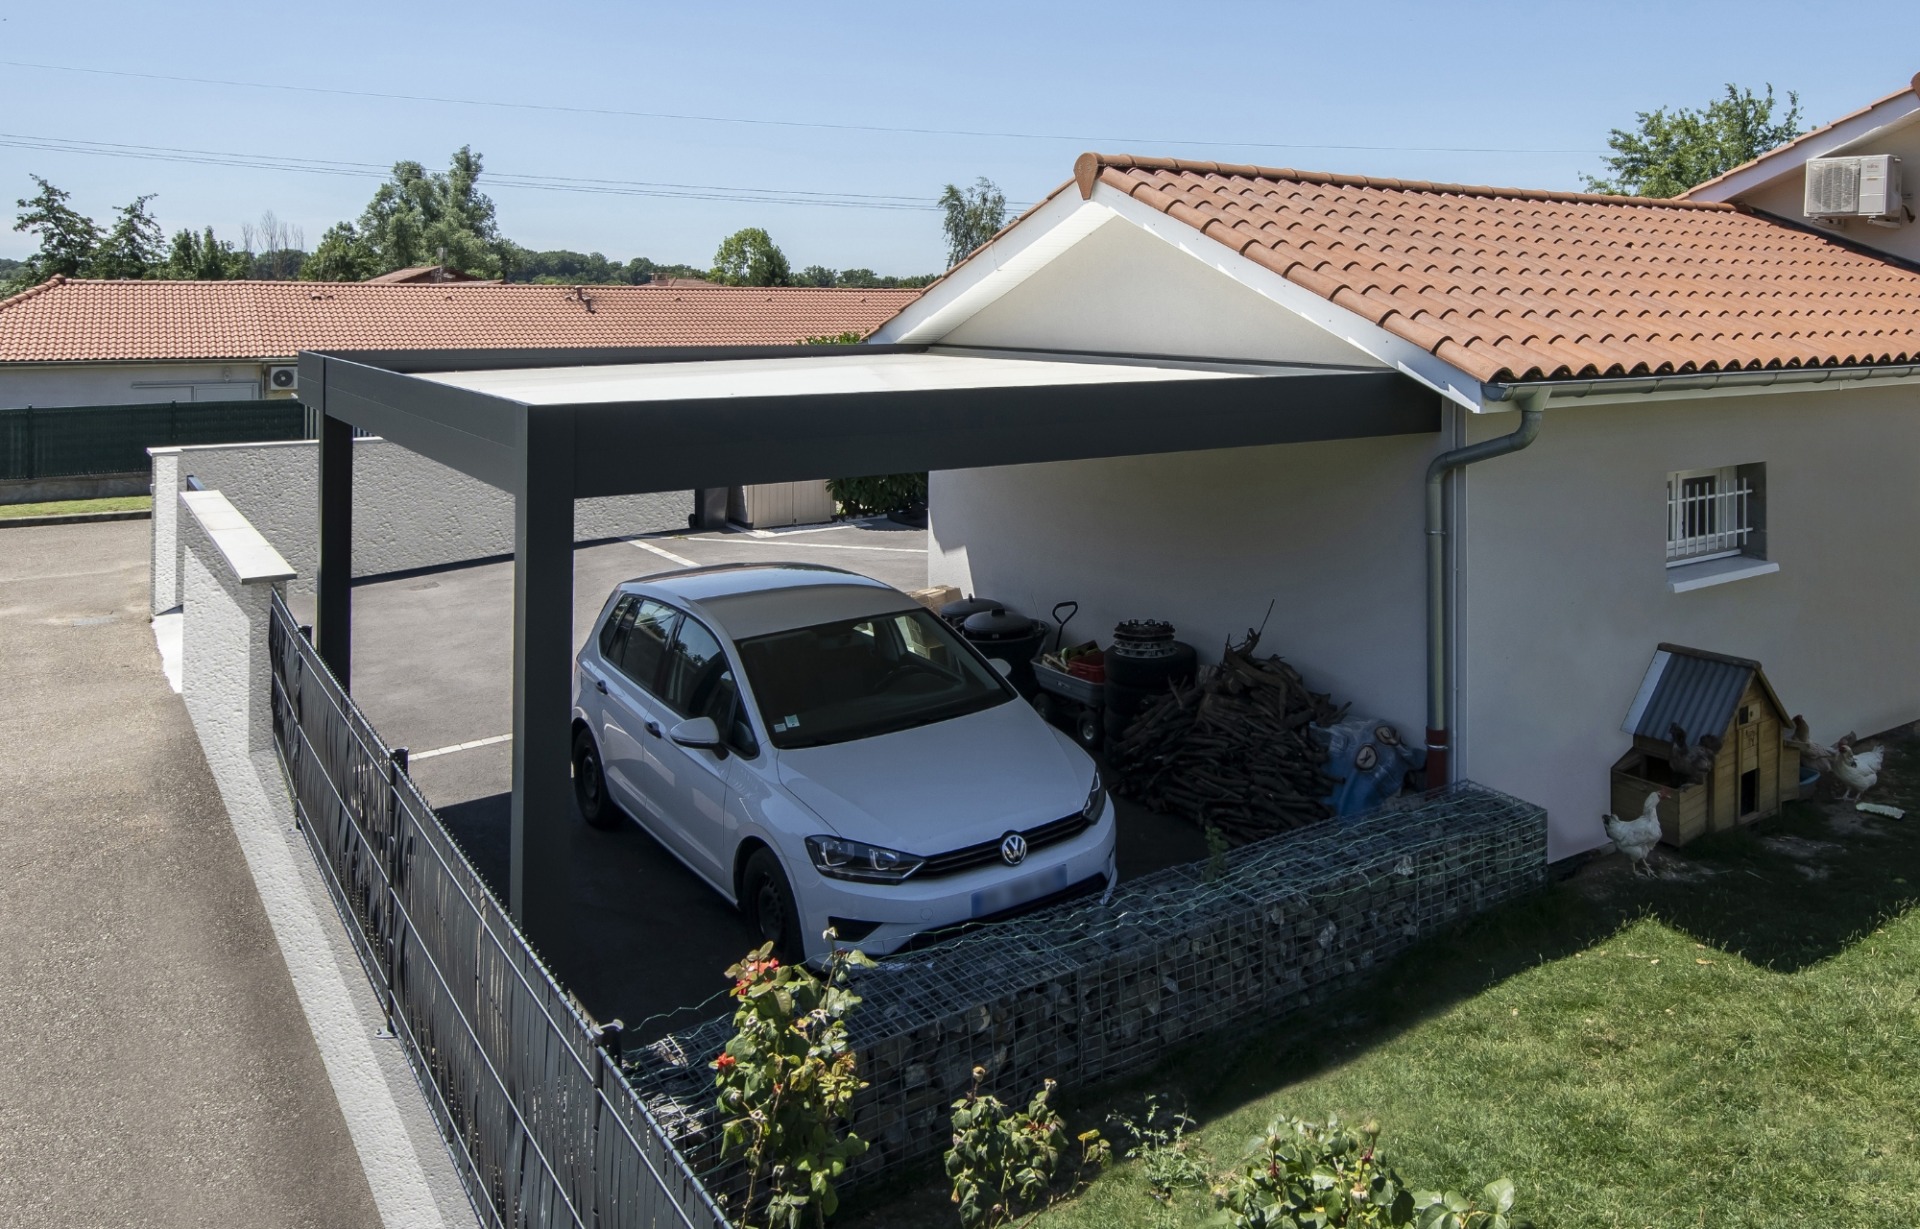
left=1485, top=361, right=1920, bottom=402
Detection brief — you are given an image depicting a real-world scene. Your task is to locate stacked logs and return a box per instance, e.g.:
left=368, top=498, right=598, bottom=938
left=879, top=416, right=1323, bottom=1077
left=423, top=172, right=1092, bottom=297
left=1108, top=629, right=1346, bottom=844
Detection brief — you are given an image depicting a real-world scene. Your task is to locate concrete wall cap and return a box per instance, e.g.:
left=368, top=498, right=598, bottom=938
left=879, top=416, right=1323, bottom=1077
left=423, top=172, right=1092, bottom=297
left=180, top=488, right=297, bottom=585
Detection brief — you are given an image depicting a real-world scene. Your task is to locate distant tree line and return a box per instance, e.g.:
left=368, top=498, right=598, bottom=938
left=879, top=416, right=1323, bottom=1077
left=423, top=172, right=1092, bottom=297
left=5, top=145, right=1012, bottom=295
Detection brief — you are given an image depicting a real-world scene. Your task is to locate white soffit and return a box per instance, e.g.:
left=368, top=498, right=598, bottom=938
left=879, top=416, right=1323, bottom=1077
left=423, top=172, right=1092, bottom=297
left=420, top=350, right=1258, bottom=405
left=869, top=190, right=1115, bottom=344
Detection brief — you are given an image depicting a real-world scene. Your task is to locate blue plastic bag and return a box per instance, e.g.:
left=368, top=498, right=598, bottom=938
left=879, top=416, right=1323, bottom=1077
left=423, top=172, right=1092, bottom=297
left=1316, top=715, right=1426, bottom=818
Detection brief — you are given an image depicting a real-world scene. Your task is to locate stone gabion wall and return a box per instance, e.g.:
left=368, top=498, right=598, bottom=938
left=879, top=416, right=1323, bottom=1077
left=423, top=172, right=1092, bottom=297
left=628, top=781, right=1546, bottom=1204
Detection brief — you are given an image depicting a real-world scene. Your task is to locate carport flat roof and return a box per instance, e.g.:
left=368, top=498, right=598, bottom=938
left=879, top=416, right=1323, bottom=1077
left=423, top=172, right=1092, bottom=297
left=418, top=348, right=1274, bottom=405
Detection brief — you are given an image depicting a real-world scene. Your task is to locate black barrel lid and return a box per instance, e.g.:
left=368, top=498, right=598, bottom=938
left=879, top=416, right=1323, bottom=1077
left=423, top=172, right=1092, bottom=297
left=940, top=595, right=1003, bottom=622
left=961, top=606, right=1038, bottom=639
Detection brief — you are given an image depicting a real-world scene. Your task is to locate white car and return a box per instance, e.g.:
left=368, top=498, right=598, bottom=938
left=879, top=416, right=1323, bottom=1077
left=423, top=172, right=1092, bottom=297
left=570, top=563, right=1117, bottom=963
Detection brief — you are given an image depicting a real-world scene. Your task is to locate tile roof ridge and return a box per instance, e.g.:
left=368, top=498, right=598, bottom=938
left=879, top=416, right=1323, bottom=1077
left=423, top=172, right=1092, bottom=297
left=1074, top=151, right=1740, bottom=210
left=0, top=274, right=68, bottom=314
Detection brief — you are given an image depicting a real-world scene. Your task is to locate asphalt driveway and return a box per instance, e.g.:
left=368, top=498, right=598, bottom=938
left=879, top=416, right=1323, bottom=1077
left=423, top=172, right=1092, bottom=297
left=0, top=520, right=380, bottom=1228
left=299, top=520, right=1205, bottom=1041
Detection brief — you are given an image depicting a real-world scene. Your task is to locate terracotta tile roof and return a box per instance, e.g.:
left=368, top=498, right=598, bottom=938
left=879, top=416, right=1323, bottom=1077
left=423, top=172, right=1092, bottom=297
left=1077, top=152, right=1920, bottom=384
left=0, top=278, right=921, bottom=363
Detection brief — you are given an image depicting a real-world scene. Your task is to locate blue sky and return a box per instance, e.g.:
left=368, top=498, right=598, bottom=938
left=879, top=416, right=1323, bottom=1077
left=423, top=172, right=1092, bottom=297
left=2, top=1, right=1915, bottom=274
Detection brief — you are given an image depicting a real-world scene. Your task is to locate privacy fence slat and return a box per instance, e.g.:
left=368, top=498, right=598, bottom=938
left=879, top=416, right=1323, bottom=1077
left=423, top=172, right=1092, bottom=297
left=267, top=592, right=730, bottom=1229
left=0, top=399, right=308, bottom=481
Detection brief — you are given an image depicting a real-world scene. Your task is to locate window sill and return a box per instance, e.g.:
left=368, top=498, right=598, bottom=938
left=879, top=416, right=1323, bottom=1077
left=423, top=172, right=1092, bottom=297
left=1667, top=556, right=1779, bottom=593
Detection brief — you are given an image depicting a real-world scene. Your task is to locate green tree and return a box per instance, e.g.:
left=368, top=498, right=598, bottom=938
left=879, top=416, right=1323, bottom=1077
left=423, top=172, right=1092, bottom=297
left=793, top=263, right=838, bottom=287
left=301, top=221, right=375, bottom=281
left=938, top=177, right=1008, bottom=267
left=1585, top=83, right=1805, bottom=197
left=303, top=146, right=512, bottom=280
left=10, top=175, right=100, bottom=286
left=710, top=227, right=792, bottom=286
left=88, top=193, right=165, bottom=278
left=162, top=227, right=253, bottom=280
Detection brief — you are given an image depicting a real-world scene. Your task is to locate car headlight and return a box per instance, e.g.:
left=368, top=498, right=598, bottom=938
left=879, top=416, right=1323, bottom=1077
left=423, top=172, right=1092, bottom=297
left=1083, top=768, right=1107, bottom=823
left=805, top=835, right=925, bottom=883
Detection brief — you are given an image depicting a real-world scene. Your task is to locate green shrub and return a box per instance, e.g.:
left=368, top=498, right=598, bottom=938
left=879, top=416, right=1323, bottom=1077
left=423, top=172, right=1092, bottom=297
left=711, top=942, right=872, bottom=1229
left=1212, top=1115, right=1515, bottom=1229
left=945, top=1069, right=1109, bottom=1229
left=827, top=473, right=928, bottom=517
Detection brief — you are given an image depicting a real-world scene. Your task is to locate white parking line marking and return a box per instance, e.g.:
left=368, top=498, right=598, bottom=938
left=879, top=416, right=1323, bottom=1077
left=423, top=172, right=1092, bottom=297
left=685, top=537, right=926, bottom=554
left=626, top=538, right=700, bottom=567
left=409, top=733, right=513, bottom=762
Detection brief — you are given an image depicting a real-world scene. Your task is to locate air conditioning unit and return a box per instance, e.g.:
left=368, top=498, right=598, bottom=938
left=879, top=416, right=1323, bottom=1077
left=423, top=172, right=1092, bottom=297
left=1804, top=154, right=1904, bottom=222
left=267, top=364, right=298, bottom=392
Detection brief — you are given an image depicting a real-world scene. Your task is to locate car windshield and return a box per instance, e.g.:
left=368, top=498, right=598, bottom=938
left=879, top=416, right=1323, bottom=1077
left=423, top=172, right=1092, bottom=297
left=736, top=607, right=1012, bottom=749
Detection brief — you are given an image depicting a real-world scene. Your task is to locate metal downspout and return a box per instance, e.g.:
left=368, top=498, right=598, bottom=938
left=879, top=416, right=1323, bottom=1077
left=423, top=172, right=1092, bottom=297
left=1424, top=389, right=1547, bottom=789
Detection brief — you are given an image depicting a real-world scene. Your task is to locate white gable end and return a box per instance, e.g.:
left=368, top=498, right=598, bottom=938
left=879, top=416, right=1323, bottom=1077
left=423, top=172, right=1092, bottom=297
left=936, top=216, right=1387, bottom=367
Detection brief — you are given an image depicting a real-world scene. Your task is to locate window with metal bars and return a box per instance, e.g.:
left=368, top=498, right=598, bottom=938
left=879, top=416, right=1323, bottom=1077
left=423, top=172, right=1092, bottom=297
left=1666, top=464, right=1765, bottom=566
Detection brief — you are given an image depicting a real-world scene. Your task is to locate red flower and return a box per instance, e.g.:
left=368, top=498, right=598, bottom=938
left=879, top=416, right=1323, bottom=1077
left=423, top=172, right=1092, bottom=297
left=714, top=1054, right=737, bottom=1071
left=763, top=958, right=779, bottom=972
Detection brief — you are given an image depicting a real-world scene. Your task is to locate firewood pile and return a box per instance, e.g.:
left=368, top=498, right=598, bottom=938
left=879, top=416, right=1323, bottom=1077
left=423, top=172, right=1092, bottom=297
left=1109, top=629, right=1346, bottom=844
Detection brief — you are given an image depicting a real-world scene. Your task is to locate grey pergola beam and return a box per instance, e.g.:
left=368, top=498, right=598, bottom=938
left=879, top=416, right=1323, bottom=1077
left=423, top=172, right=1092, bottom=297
left=566, top=369, right=1435, bottom=497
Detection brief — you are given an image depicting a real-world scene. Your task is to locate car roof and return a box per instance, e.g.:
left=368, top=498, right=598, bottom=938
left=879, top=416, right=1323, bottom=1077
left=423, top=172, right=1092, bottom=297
left=621, top=562, right=920, bottom=640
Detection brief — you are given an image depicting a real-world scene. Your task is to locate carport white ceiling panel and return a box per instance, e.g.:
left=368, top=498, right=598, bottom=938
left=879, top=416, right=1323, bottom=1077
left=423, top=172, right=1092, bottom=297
left=418, top=351, right=1256, bottom=406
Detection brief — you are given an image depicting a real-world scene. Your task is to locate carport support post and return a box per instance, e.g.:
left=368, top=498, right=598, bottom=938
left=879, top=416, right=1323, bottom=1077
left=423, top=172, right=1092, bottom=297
left=316, top=411, right=353, bottom=685
left=509, top=408, right=576, bottom=925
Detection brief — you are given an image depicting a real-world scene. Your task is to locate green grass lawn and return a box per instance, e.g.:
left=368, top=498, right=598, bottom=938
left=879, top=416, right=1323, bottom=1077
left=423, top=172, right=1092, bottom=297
left=0, top=494, right=151, bottom=519
left=840, top=735, right=1920, bottom=1229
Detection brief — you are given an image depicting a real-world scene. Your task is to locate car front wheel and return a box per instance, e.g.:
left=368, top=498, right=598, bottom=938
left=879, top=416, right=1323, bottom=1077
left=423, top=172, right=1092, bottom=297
left=741, top=847, right=804, bottom=964
left=573, top=728, right=619, bottom=830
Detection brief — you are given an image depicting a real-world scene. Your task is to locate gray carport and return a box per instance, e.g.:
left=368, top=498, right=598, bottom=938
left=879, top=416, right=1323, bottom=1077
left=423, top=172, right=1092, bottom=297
left=297, top=342, right=1437, bottom=926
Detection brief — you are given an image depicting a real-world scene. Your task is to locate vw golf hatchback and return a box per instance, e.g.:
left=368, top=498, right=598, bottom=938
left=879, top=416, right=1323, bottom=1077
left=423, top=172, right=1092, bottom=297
left=571, top=563, right=1117, bottom=963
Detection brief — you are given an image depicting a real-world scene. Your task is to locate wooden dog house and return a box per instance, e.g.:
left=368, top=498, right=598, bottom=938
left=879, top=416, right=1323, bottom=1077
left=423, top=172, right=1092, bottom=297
left=1611, top=644, right=1800, bottom=846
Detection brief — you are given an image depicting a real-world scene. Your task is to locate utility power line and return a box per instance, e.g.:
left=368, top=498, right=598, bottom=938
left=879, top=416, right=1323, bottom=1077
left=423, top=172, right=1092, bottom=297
left=0, top=132, right=1035, bottom=213
left=0, top=59, right=1609, bottom=157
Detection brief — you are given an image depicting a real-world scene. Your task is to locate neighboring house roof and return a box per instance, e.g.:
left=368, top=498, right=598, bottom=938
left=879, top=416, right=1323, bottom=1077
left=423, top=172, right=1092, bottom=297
left=1622, top=643, right=1787, bottom=743
left=365, top=265, right=491, bottom=284
left=1072, top=152, right=1920, bottom=384
left=1682, top=75, right=1920, bottom=201
left=0, top=277, right=922, bottom=363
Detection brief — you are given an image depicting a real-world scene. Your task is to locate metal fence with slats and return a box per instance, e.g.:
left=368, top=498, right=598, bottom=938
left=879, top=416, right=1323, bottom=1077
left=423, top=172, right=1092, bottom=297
left=266, top=590, right=730, bottom=1229
left=0, top=400, right=309, bottom=481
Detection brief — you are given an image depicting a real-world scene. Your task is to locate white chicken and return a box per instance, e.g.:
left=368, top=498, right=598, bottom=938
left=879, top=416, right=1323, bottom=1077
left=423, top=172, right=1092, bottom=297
left=1833, top=738, right=1886, bottom=802
left=1602, top=788, right=1670, bottom=877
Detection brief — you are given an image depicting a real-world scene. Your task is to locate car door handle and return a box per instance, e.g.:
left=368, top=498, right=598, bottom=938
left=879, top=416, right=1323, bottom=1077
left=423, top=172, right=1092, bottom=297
left=645, top=720, right=663, bottom=738
left=595, top=678, right=608, bottom=694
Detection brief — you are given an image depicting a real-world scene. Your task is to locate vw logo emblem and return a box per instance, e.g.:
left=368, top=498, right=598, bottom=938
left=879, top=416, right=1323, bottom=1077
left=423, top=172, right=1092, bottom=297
left=999, top=832, right=1028, bottom=866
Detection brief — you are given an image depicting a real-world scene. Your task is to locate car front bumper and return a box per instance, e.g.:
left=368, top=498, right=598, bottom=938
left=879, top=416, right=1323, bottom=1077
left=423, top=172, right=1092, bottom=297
left=799, top=799, right=1118, bottom=961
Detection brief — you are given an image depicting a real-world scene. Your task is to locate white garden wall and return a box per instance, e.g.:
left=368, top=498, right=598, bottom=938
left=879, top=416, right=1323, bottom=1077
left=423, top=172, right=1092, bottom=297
left=151, top=437, right=689, bottom=612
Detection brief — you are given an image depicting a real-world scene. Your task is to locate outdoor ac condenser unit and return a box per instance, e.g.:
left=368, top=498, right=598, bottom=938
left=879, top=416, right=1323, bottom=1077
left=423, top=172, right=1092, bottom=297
left=268, top=364, right=298, bottom=392
left=1804, top=154, right=1904, bottom=222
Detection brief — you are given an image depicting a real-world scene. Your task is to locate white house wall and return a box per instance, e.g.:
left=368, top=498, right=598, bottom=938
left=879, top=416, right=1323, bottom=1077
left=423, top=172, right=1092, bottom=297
left=930, top=434, right=1432, bottom=742
left=152, top=437, right=689, bottom=607
left=0, top=361, right=285, bottom=409
left=1457, top=383, right=1920, bottom=859
left=940, top=217, right=1388, bottom=367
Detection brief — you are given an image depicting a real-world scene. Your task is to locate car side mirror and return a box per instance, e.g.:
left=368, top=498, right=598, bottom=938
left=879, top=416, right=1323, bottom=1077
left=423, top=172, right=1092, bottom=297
left=668, top=716, right=723, bottom=751
left=990, top=657, right=1014, bottom=679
